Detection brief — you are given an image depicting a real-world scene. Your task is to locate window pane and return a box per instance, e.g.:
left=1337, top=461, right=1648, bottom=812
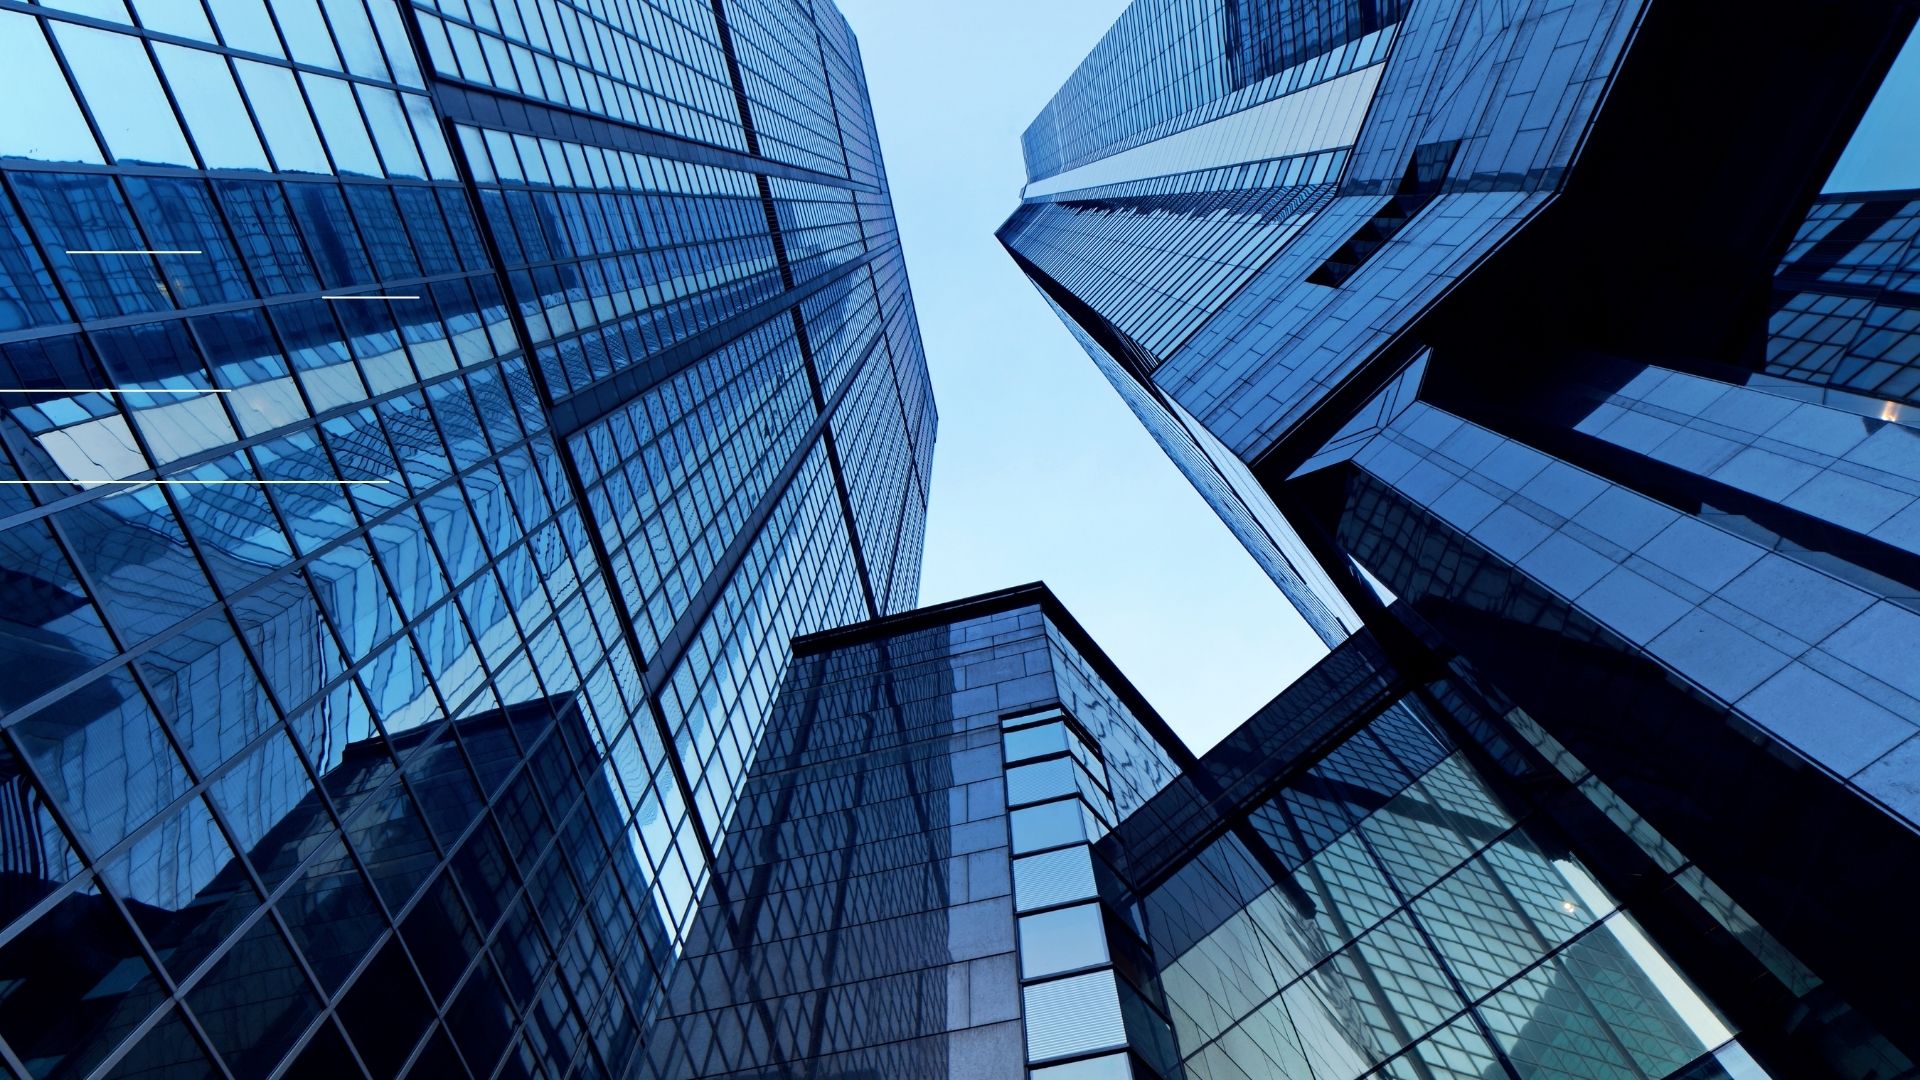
left=0, top=11, right=103, bottom=163
left=406, top=93, right=458, bottom=180
left=10, top=171, right=170, bottom=321
left=131, top=0, right=217, bottom=41
left=1004, top=721, right=1069, bottom=763
left=1011, top=798, right=1090, bottom=854
left=272, top=0, right=342, bottom=70
left=1013, top=846, right=1098, bottom=912
left=153, top=44, right=270, bottom=171
left=122, top=176, right=254, bottom=305
left=50, top=23, right=194, bottom=166
left=1031, top=1052, right=1134, bottom=1079
left=1018, top=903, right=1110, bottom=978
left=321, top=0, right=388, bottom=79
left=357, top=84, right=426, bottom=178
left=1007, top=757, right=1076, bottom=806
left=236, top=60, right=330, bottom=173
left=0, top=196, right=72, bottom=329
left=300, top=73, right=381, bottom=176
left=368, top=0, right=423, bottom=87
left=208, top=0, right=285, bottom=57
left=40, top=0, right=132, bottom=24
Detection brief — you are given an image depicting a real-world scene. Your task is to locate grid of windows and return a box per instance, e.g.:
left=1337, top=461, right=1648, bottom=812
left=642, top=592, right=1190, bottom=1078
left=455, top=123, right=786, bottom=394
left=1008, top=1, right=1920, bottom=1075
left=0, top=0, right=931, bottom=1075
left=1002, top=158, right=1341, bottom=367
left=722, top=0, right=847, bottom=176
left=1019, top=0, right=1397, bottom=186
left=412, top=0, right=747, bottom=151
left=1142, top=702, right=1734, bottom=1079
left=1766, top=194, right=1920, bottom=405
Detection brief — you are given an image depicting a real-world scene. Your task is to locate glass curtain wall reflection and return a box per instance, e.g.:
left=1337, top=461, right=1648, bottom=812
left=0, top=0, right=932, bottom=1076
left=1002, top=1, right=1920, bottom=1074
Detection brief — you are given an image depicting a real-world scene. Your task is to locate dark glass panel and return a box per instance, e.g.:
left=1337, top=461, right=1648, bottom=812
left=337, top=937, right=435, bottom=1080
left=184, top=913, right=321, bottom=1076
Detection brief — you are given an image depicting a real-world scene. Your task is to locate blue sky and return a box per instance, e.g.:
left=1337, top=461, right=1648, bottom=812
left=834, top=0, right=1327, bottom=751
left=1825, top=25, right=1920, bottom=193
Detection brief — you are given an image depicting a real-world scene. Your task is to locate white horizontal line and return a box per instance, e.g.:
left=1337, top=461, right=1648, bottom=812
left=64, top=249, right=203, bottom=255
left=322, top=294, right=420, bottom=300
left=0, top=388, right=230, bottom=395
left=0, top=479, right=395, bottom=486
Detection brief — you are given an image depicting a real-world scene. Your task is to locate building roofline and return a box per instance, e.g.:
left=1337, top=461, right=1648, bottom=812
left=791, top=582, right=1199, bottom=769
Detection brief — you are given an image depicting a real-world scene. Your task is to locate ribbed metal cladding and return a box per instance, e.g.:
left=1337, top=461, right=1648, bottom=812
left=1013, top=845, right=1099, bottom=912
left=1022, top=970, right=1129, bottom=1063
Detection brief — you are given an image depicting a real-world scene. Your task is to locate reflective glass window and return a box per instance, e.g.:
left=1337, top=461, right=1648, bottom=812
left=0, top=873, right=169, bottom=1076
left=1031, top=1052, right=1135, bottom=1079
left=50, top=23, right=194, bottom=166
left=1007, top=756, right=1078, bottom=806
left=0, top=11, right=104, bottom=163
left=1019, top=903, right=1110, bottom=979
left=236, top=61, right=330, bottom=173
left=209, top=0, right=286, bottom=57
left=11, top=171, right=170, bottom=320
left=122, top=176, right=254, bottom=306
left=357, top=84, right=426, bottom=178
left=322, top=0, right=389, bottom=80
left=285, top=182, right=374, bottom=288
left=1011, top=798, right=1093, bottom=854
left=301, top=73, right=381, bottom=176
left=153, top=44, right=271, bottom=171
left=217, top=180, right=320, bottom=295
left=1013, top=845, right=1099, bottom=912
left=273, top=0, right=343, bottom=70
left=1004, top=720, right=1070, bottom=764
left=0, top=198, right=71, bottom=331
left=131, top=0, right=216, bottom=40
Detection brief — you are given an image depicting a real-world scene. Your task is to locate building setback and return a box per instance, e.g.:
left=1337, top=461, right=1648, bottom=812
left=0, top=0, right=931, bottom=1075
left=1003, top=1, right=1920, bottom=1076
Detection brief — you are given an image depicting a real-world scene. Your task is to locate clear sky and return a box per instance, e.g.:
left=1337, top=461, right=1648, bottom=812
left=1825, top=25, right=1920, bottom=193
left=834, top=0, right=1327, bottom=752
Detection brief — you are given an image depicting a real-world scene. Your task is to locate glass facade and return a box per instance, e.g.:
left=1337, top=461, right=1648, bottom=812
left=1104, top=636, right=1769, bottom=1080
left=637, top=586, right=1186, bottom=1077
left=1006, top=1, right=1920, bottom=1076
left=0, top=0, right=931, bottom=1075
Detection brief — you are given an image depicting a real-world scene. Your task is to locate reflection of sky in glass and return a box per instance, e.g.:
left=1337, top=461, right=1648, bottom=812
left=1826, top=25, right=1920, bottom=193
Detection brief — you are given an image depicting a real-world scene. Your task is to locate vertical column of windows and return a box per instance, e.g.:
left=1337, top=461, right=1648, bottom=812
left=1004, top=706, right=1175, bottom=1077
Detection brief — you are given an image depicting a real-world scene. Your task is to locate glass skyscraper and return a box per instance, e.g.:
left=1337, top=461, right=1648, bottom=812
left=1004, top=1, right=1920, bottom=1076
left=0, top=0, right=931, bottom=1075
left=639, top=585, right=1189, bottom=1078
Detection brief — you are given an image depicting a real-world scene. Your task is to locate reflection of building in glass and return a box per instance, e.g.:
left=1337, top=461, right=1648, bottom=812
left=4, top=695, right=669, bottom=1079
left=0, top=0, right=931, bottom=1074
left=1004, top=2, right=1920, bottom=1075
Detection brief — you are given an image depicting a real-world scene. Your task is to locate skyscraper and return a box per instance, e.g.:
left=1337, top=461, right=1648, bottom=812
left=638, top=585, right=1189, bottom=1078
left=1005, top=1, right=1920, bottom=1074
left=0, top=0, right=932, bottom=1074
